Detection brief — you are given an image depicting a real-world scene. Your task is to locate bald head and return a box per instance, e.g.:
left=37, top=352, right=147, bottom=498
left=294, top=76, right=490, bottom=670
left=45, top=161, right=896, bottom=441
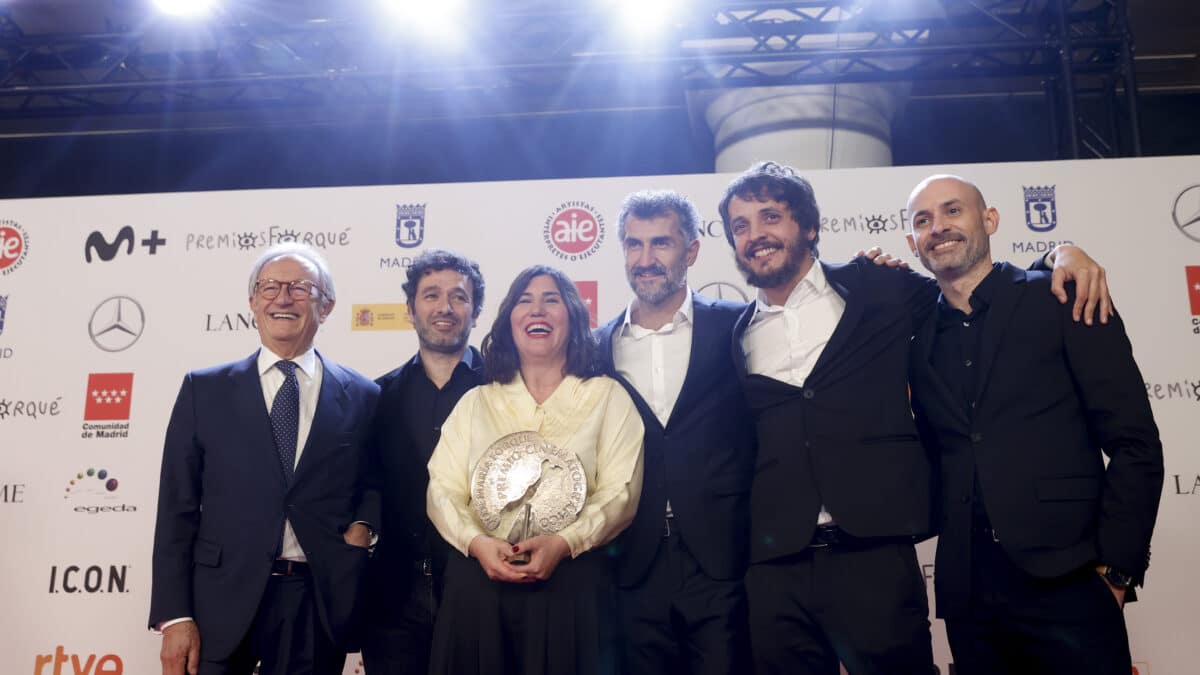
left=907, top=174, right=986, bottom=218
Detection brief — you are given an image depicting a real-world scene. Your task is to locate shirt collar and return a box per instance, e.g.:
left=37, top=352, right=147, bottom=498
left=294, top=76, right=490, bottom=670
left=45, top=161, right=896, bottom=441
left=936, top=262, right=1003, bottom=319
left=620, top=289, right=694, bottom=337
left=257, top=344, right=318, bottom=379
left=753, top=259, right=828, bottom=314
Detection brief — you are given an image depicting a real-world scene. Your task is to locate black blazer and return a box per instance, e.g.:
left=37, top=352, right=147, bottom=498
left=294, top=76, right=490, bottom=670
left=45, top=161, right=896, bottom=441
left=149, top=351, right=381, bottom=659
left=732, top=259, right=940, bottom=564
left=909, top=263, right=1163, bottom=618
left=596, top=292, right=757, bottom=586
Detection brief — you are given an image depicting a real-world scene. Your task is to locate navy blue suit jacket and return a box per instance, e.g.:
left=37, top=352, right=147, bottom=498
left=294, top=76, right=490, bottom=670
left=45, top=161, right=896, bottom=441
left=149, top=350, right=381, bottom=659
left=597, top=292, right=757, bottom=586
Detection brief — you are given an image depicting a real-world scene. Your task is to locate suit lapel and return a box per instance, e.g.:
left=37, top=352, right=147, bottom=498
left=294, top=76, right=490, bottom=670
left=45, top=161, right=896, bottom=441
left=972, top=264, right=1026, bottom=406
left=230, top=351, right=289, bottom=488
left=665, top=293, right=711, bottom=429
left=294, top=352, right=349, bottom=481
left=911, top=308, right=969, bottom=427
left=808, top=261, right=865, bottom=382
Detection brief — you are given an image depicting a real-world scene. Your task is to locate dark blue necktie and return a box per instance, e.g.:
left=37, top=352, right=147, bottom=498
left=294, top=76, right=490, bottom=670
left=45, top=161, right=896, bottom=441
left=270, top=360, right=299, bottom=483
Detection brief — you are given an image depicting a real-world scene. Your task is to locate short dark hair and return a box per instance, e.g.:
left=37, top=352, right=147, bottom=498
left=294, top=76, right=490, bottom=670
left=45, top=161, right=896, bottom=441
left=481, top=265, right=598, bottom=385
left=717, top=161, right=821, bottom=257
left=617, top=190, right=701, bottom=244
left=401, top=249, right=485, bottom=319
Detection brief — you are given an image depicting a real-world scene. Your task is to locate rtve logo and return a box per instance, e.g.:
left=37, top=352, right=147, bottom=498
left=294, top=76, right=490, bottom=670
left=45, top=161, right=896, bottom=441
left=33, top=647, right=123, bottom=675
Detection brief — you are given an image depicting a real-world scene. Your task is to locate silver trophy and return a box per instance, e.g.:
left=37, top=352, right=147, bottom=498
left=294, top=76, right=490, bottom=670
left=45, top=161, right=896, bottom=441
left=470, top=431, right=587, bottom=556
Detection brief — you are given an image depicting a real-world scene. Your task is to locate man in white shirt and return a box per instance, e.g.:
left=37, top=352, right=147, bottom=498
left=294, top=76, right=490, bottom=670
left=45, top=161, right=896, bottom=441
left=149, top=243, right=381, bottom=675
left=595, top=190, right=756, bottom=675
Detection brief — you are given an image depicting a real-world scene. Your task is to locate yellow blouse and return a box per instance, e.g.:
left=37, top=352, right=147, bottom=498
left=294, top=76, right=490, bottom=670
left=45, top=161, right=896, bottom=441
left=426, top=374, right=645, bottom=558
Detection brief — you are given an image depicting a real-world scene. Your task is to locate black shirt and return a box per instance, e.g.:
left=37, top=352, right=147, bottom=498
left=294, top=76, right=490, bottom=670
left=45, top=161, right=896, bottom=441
left=930, top=263, right=1003, bottom=524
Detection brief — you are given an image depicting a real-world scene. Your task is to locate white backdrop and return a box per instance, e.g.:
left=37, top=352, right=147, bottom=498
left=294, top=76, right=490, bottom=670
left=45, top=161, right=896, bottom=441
left=2, top=155, right=1198, bottom=675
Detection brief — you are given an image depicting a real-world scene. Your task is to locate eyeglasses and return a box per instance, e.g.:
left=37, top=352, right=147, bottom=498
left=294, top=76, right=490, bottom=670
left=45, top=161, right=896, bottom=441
left=254, top=278, right=322, bottom=301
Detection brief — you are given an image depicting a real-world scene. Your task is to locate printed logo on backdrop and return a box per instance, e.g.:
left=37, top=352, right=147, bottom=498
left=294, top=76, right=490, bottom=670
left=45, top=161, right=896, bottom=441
left=1023, top=186, right=1057, bottom=232
left=1132, top=662, right=1150, bottom=675
left=88, top=296, right=144, bottom=352
left=82, top=373, right=133, bottom=439
left=1143, top=375, right=1200, bottom=403
left=0, top=219, right=30, bottom=275
left=1, top=481, right=24, bottom=503
left=185, top=226, right=352, bottom=252
left=396, top=204, right=426, bottom=249
left=1169, top=473, right=1200, bottom=496
left=351, top=304, right=413, bottom=331
left=84, top=226, right=166, bottom=262
left=33, top=647, right=124, bottom=675
left=205, top=311, right=257, bottom=332
left=697, top=281, right=750, bottom=303
left=1186, top=266, right=1200, bottom=335
left=819, top=210, right=907, bottom=237
left=1172, top=184, right=1200, bottom=243
left=573, top=281, right=598, bottom=329
left=47, top=564, right=130, bottom=595
left=544, top=202, right=606, bottom=261
left=64, top=467, right=134, bottom=514
left=0, top=294, right=11, bottom=361
left=0, top=394, right=62, bottom=421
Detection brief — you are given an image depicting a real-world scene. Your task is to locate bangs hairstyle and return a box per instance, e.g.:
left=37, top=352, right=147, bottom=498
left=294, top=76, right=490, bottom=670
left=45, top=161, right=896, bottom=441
left=481, top=265, right=598, bottom=385
left=401, top=249, right=486, bottom=319
left=717, top=161, right=821, bottom=257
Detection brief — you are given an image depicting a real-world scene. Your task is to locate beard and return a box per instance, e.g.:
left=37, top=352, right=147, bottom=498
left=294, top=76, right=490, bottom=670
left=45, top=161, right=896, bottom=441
left=413, top=315, right=471, bottom=355
left=627, top=258, right=688, bottom=306
left=917, top=230, right=989, bottom=278
left=736, top=235, right=811, bottom=290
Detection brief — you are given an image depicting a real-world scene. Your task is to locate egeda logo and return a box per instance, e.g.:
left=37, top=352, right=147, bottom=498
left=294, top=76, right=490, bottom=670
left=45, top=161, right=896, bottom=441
left=64, top=467, right=134, bottom=514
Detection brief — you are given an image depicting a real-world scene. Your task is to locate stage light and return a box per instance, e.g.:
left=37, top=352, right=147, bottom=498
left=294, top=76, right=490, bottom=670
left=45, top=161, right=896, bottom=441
left=152, top=0, right=218, bottom=17
left=608, top=0, right=684, bottom=38
left=379, top=0, right=467, bottom=43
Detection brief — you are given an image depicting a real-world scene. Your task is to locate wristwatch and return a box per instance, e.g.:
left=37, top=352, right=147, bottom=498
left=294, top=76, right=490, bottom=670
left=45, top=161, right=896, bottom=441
left=1101, top=565, right=1133, bottom=589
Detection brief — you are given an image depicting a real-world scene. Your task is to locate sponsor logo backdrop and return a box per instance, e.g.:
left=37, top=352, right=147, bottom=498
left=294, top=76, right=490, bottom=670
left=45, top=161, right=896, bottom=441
left=0, top=156, right=1197, bottom=674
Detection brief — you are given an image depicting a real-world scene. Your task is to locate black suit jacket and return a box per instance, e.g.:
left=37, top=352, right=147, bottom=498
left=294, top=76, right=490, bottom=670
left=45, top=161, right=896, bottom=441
left=909, top=263, right=1163, bottom=618
left=732, top=259, right=941, bottom=564
left=149, top=351, right=381, bottom=659
left=597, top=292, right=757, bottom=586
left=364, top=347, right=483, bottom=616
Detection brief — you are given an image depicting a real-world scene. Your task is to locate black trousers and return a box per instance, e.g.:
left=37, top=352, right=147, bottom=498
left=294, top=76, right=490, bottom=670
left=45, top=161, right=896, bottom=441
left=943, top=531, right=1131, bottom=675
left=745, top=539, right=935, bottom=675
left=361, top=569, right=437, bottom=675
left=199, top=573, right=345, bottom=675
left=617, top=530, right=750, bottom=675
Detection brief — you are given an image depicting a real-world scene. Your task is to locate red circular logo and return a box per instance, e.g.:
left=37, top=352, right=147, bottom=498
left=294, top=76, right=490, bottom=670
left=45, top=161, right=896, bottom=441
left=0, top=222, right=29, bottom=275
left=543, top=203, right=606, bottom=261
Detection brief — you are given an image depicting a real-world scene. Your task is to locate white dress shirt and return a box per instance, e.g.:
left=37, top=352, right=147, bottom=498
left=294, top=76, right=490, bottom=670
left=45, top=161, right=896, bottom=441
left=257, top=345, right=322, bottom=562
left=742, top=261, right=845, bottom=526
left=612, top=290, right=694, bottom=428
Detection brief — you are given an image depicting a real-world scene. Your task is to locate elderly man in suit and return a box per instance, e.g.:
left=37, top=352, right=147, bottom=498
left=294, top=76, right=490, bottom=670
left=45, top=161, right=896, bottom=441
left=594, top=190, right=756, bottom=675
left=149, top=242, right=381, bottom=675
left=904, top=175, right=1163, bottom=674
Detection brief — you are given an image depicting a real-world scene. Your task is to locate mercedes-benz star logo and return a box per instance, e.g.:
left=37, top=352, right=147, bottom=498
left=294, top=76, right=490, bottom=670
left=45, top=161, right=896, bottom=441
left=89, top=296, right=145, bottom=352
left=1172, top=185, right=1200, bottom=243
left=698, top=281, right=750, bottom=303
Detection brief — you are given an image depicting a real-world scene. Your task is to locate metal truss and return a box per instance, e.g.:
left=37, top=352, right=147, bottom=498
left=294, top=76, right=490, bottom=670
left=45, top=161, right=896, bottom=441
left=0, top=0, right=1141, bottom=158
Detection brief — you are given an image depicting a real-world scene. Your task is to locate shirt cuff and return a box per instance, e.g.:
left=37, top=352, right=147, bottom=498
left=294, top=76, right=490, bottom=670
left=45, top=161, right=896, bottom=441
left=351, top=520, right=379, bottom=547
left=151, top=617, right=194, bottom=635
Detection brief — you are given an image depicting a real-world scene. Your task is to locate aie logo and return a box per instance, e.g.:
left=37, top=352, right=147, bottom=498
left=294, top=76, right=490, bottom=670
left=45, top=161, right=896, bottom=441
left=1023, top=185, right=1057, bottom=232
left=88, top=297, right=144, bottom=352
left=48, top=564, right=129, bottom=594
left=1174, top=185, right=1200, bottom=243
left=0, top=219, right=30, bottom=275
left=84, top=226, right=166, bottom=262
left=544, top=202, right=606, bottom=261
left=396, top=203, right=426, bottom=249
left=33, top=647, right=124, bottom=675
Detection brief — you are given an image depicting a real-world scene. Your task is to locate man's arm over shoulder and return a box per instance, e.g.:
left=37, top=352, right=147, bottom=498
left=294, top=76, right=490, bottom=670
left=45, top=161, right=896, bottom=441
left=852, top=256, right=939, bottom=326
left=149, top=373, right=205, bottom=629
left=1058, top=282, right=1164, bottom=583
